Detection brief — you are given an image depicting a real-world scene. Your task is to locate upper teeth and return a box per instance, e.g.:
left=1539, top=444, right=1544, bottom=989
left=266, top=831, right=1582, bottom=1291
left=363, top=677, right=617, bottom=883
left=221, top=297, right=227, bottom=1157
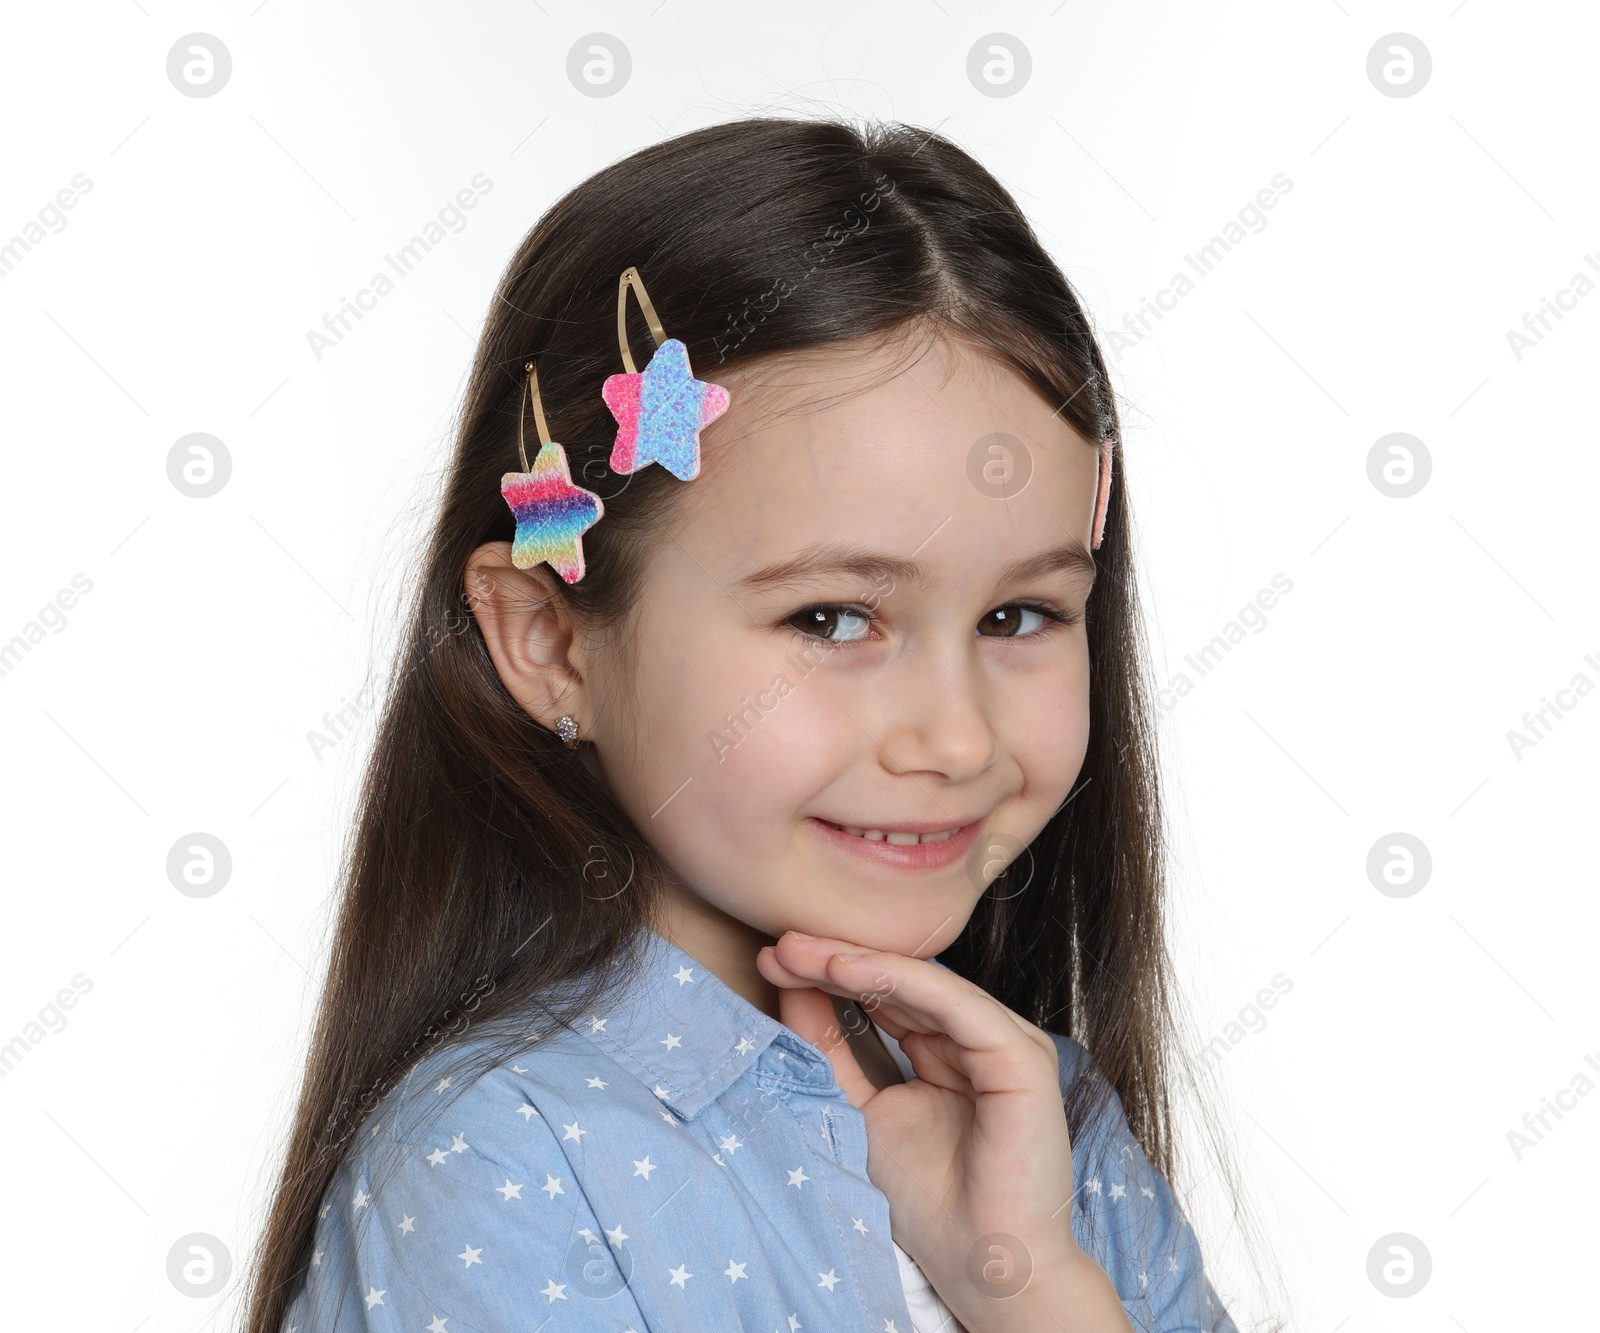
left=830, top=822, right=958, bottom=845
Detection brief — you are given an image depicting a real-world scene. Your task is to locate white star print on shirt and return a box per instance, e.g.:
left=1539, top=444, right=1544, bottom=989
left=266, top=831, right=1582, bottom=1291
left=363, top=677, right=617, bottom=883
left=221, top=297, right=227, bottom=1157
left=280, top=926, right=1238, bottom=1333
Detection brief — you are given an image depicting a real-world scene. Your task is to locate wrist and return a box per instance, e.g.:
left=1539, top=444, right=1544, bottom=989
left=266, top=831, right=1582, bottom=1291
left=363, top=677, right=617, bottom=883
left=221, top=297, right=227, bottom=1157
left=944, top=1241, right=1132, bottom=1333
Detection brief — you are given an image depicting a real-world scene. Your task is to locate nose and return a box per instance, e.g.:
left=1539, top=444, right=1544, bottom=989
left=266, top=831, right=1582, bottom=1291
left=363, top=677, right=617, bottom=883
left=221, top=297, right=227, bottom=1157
left=867, top=636, right=998, bottom=784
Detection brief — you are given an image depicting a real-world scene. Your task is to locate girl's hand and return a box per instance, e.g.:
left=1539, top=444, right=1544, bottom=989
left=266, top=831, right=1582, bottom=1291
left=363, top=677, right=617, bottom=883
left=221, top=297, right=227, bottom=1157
left=756, top=931, right=1132, bottom=1333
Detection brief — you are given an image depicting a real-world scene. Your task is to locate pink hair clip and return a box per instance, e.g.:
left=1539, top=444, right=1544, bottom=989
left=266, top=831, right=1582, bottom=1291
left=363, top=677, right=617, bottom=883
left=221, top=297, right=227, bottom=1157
left=1091, top=436, right=1114, bottom=550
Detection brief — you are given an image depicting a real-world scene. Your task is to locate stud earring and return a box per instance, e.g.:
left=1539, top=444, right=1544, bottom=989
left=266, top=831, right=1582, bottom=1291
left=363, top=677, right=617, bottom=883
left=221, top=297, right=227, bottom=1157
left=554, top=715, right=581, bottom=748
left=602, top=266, right=730, bottom=481
left=500, top=359, right=606, bottom=584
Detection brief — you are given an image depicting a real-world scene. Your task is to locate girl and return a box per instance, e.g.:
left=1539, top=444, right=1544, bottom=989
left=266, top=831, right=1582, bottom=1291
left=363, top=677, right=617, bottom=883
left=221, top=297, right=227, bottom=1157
left=245, top=117, right=1243, bottom=1333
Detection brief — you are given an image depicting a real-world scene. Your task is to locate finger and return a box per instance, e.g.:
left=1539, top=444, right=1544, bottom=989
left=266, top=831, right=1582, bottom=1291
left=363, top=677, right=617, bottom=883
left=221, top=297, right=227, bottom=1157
left=761, top=938, right=923, bottom=1022
left=772, top=984, right=879, bottom=1111
left=756, top=942, right=826, bottom=990
left=795, top=946, right=1053, bottom=1095
left=777, top=934, right=1055, bottom=1055
left=769, top=933, right=1057, bottom=1096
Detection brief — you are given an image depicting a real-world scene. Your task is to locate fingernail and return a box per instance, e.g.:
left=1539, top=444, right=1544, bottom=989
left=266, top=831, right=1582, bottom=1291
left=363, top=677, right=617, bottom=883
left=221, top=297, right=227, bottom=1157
left=788, top=930, right=814, bottom=939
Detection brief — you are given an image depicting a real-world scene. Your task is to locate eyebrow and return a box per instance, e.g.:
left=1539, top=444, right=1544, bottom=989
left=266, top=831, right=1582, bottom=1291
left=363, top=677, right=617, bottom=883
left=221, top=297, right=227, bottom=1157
left=731, top=538, right=1097, bottom=596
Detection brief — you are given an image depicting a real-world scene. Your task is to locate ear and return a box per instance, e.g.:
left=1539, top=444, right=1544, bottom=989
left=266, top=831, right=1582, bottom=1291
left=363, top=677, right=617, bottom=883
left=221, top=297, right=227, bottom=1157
left=464, top=541, right=588, bottom=733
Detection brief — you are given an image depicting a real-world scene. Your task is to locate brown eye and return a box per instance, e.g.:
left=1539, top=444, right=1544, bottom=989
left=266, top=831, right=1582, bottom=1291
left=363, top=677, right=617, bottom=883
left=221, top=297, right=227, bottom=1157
left=787, top=605, right=873, bottom=643
left=976, top=605, right=1051, bottom=638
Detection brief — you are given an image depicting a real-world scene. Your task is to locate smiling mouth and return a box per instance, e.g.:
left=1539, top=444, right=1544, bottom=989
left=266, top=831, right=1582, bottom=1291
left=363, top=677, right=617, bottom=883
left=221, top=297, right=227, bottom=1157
left=815, top=818, right=970, bottom=845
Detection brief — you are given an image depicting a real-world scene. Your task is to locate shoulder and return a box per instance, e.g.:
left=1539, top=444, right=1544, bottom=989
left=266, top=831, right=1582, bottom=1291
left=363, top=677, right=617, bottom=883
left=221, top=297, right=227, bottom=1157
left=285, top=1032, right=646, bottom=1331
left=1044, top=1032, right=1238, bottom=1333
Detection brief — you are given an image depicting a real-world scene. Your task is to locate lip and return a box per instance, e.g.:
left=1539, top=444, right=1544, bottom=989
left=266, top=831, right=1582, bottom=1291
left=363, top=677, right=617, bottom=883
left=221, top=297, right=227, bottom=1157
left=806, top=816, right=983, bottom=871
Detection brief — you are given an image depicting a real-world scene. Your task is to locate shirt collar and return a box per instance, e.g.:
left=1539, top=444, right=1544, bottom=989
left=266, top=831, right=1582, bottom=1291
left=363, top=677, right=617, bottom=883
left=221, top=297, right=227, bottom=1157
left=570, top=925, right=831, bottom=1120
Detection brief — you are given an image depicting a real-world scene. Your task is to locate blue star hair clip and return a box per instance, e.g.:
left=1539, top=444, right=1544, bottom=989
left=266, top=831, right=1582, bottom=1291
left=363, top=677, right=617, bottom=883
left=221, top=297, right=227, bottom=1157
left=601, top=266, right=731, bottom=480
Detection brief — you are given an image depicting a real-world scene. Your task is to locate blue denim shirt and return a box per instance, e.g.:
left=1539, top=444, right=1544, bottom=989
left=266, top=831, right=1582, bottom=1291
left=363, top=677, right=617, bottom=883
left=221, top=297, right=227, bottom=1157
left=282, top=926, right=1236, bottom=1332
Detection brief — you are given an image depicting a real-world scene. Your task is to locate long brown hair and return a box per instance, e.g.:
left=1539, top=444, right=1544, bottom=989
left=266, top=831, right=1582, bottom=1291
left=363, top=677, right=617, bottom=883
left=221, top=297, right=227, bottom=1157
left=243, top=115, right=1196, bottom=1332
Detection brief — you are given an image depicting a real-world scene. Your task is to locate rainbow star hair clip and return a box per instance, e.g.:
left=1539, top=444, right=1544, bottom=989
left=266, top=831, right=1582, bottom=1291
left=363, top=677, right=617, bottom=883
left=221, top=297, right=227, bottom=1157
left=500, top=268, right=731, bottom=584
left=500, top=360, right=605, bottom=584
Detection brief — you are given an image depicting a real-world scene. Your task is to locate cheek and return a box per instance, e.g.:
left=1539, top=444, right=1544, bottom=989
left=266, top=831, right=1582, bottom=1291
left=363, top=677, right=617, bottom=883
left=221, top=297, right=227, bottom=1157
left=611, top=632, right=847, bottom=888
left=1001, top=644, right=1093, bottom=807
left=686, top=651, right=854, bottom=824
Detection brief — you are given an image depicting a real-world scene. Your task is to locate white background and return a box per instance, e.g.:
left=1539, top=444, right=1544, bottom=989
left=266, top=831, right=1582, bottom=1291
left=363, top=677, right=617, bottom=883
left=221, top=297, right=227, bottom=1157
left=1, top=2, right=1595, bottom=1330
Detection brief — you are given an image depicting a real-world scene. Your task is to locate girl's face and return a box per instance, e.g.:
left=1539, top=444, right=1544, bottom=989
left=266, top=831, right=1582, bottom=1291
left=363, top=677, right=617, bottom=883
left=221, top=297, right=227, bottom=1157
left=582, top=333, right=1104, bottom=960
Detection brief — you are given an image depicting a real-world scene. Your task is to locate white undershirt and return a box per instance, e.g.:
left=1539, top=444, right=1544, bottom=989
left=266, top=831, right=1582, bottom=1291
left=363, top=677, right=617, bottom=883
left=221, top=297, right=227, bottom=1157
left=894, top=1238, right=972, bottom=1332
left=874, top=1026, right=973, bottom=1333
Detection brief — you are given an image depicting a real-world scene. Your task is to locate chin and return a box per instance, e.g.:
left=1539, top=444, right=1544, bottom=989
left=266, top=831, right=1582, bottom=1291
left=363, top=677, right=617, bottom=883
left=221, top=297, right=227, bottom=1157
left=799, top=903, right=973, bottom=960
